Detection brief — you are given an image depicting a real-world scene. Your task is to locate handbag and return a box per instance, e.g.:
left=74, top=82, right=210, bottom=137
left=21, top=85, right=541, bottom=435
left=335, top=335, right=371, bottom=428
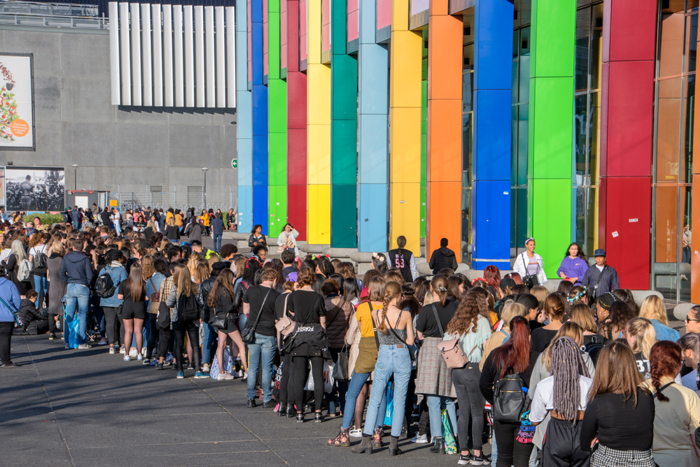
left=241, top=289, right=272, bottom=344
left=521, top=254, right=540, bottom=288
left=148, top=278, right=160, bottom=314
left=281, top=312, right=311, bottom=355
left=437, top=331, right=478, bottom=369
left=275, top=294, right=294, bottom=338
left=332, top=345, right=350, bottom=382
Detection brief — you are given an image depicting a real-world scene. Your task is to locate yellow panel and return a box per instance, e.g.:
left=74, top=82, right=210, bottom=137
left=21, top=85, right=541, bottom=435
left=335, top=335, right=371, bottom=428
left=390, top=31, right=422, bottom=109
left=307, top=123, right=331, bottom=184
left=308, top=0, right=322, bottom=64
left=308, top=184, right=331, bottom=244
left=307, top=63, right=331, bottom=125
left=392, top=0, right=409, bottom=31
left=390, top=182, right=421, bottom=254
left=391, top=107, right=421, bottom=182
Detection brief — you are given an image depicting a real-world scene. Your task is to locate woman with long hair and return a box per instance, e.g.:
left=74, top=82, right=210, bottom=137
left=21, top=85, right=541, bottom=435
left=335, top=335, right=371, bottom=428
left=370, top=252, right=388, bottom=275
left=46, top=238, right=67, bottom=340
left=446, top=292, right=492, bottom=465
left=639, top=294, right=680, bottom=342
left=679, top=333, right=700, bottom=396
left=28, top=232, right=49, bottom=310
left=480, top=316, right=534, bottom=467
left=117, top=264, right=148, bottom=361
left=208, top=269, right=247, bottom=381
left=599, top=299, right=636, bottom=341
left=644, top=341, right=700, bottom=467
left=98, top=249, right=128, bottom=355
left=557, top=242, right=588, bottom=286
left=248, top=224, right=267, bottom=248
left=165, top=264, right=206, bottom=379
left=352, top=282, right=414, bottom=455
left=415, top=275, right=460, bottom=454
left=484, top=265, right=501, bottom=289
left=531, top=293, right=566, bottom=352
left=143, top=257, right=167, bottom=364
left=626, top=318, right=657, bottom=380
left=4, top=239, right=26, bottom=287
left=581, top=341, right=656, bottom=467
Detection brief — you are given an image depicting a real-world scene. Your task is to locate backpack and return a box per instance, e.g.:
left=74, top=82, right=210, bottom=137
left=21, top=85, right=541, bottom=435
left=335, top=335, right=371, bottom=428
left=583, top=337, right=605, bottom=365
left=32, top=250, right=48, bottom=270
left=493, top=370, right=527, bottom=423
left=177, top=293, right=200, bottom=322
left=95, top=269, right=117, bottom=298
left=17, top=258, right=32, bottom=282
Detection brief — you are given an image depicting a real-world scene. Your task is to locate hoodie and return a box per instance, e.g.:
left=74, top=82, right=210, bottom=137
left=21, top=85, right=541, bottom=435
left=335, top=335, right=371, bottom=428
left=0, top=277, right=21, bottom=323
left=429, top=246, right=458, bottom=274
left=17, top=298, right=43, bottom=331
left=59, top=250, right=94, bottom=286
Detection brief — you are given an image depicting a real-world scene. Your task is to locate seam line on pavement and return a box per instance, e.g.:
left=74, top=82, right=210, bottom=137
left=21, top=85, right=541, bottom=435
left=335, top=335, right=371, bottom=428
left=22, top=336, right=78, bottom=467
left=189, top=378, right=291, bottom=466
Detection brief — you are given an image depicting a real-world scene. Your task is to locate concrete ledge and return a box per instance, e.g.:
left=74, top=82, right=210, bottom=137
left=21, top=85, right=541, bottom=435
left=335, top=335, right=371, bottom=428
left=630, top=290, right=663, bottom=307
left=297, top=242, right=330, bottom=254
left=674, top=302, right=698, bottom=322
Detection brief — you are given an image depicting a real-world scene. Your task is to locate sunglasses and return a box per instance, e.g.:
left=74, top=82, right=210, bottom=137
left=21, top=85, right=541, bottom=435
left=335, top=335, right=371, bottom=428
left=686, top=317, right=700, bottom=324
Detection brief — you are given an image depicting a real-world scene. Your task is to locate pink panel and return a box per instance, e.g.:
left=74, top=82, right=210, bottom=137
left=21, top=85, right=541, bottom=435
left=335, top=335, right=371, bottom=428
left=347, top=0, right=359, bottom=43
left=300, top=0, right=307, bottom=64
left=248, top=0, right=252, bottom=83
left=322, top=0, right=331, bottom=53
left=376, top=0, right=391, bottom=31
left=281, top=0, right=288, bottom=70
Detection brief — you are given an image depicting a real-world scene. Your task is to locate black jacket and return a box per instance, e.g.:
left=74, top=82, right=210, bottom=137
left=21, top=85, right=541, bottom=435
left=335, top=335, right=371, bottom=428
left=428, top=247, right=458, bottom=274
left=165, top=225, right=180, bottom=241
left=581, top=264, right=620, bottom=299
left=100, top=210, right=111, bottom=225
left=18, top=298, right=44, bottom=332
left=59, top=251, right=94, bottom=286
left=200, top=276, right=217, bottom=323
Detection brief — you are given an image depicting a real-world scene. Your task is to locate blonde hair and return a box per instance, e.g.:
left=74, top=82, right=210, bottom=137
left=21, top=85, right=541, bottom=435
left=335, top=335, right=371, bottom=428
left=187, top=253, right=201, bottom=277
left=167, top=217, right=176, bottom=227
left=626, top=317, right=656, bottom=360
left=49, top=238, right=65, bottom=257
left=501, top=301, right=527, bottom=329
left=531, top=286, right=548, bottom=310
left=542, top=322, right=583, bottom=371
left=569, top=304, right=598, bottom=334
left=193, top=260, right=210, bottom=284
left=172, top=264, right=196, bottom=298
left=639, top=295, right=667, bottom=325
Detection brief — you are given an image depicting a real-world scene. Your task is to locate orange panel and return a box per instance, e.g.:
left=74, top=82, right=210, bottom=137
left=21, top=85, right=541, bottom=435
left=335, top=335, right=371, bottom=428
left=427, top=99, right=462, bottom=182
left=692, top=175, right=700, bottom=303
left=426, top=181, right=462, bottom=265
left=429, top=0, right=448, bottom=16
left=427, top=16, right=462, bottom=101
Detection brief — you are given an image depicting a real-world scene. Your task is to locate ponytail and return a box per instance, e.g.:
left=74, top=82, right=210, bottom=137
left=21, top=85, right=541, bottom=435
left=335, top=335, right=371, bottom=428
left=378, top=282, right=402, bottom=334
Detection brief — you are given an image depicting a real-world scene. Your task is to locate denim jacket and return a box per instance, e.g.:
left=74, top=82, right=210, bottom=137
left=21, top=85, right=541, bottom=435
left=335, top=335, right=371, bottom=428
left=98, top=264, right=128, bottom=307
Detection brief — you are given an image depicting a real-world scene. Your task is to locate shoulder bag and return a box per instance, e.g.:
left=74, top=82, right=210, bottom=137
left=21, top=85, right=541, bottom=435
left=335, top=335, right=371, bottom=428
left=241, top=288, right=272, bottom=344
left=281, top=311, right=311, bottom=355
left=431, top=304, right=446, bottom=338
left=521, top=254, right=540, bottom=288
left=148, top=278, right=160, bottom=314
left=437, top=329, right=479, bottom=369
left=589, top=265, right=608, bottom=300
left=275, top=293, right=295, bottom=337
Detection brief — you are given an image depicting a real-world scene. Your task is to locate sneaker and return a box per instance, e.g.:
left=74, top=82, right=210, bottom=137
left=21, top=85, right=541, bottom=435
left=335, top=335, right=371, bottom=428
left=202, top=363, right=210, bottom=373
left=96, top=338, right=108, bottom=346
left=120, top=347, right=126, bottom=355
left=48, top=333, right=56, bottom=340
left=412, top=433, right=429, bottom=444
left=124, top=355, right=131, bottom=362
left=137, top=354, right=143, bottom=362
left=141, top=348, right=147, bottom=356
left=217, top=373, right=234, bottom=381
left=194, top=371, right=208, bottom=379
left=469, top=454, right=487, bottom=465
left=142, top=358, right=150, bottom=365
left=129, top=348, right=138, bottom=358
left=78, top=344, right=91, bottom=350
left=349, top=426, right=363, bottom=438
left=156, top=363, right=164, bottom=370
left=242, top=371, right=248, bottom=381
left=458, top=453, right=472, bottom=465
left=109, top=347, right=116, bottom=355
left=177, top=371, right=184, bottom=379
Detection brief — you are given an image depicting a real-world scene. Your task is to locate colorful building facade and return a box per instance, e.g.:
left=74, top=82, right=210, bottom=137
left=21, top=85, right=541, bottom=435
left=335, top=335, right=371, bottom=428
left=236, top=0, right=699, bottom=302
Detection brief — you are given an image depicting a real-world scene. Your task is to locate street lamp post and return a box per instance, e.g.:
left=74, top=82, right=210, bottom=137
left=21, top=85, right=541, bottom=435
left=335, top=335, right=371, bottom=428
left=72, top=164, right=78, bottom=191
left=202, top=167, right=209, bottom=210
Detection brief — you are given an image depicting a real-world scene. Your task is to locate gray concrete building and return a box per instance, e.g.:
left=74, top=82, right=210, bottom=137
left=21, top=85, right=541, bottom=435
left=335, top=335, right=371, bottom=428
left=0, top=16, right=238, bottom=211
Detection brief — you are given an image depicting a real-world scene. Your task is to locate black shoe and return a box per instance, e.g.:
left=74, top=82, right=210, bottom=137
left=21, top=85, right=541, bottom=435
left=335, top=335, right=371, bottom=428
left=278, top=403, right=287, bottom=416
left=430, top=437, right=446, bottom=454
left=314, top=412, right=324, bottom=423
left=287, top=405, right=297, bottom=418
left=351, top=434, right=373, bottom=454
left=296, top=413, right=304, bottom=423
left=247, top=399, right=257, bottom=408
left=262, top=400, right=275, bottom=409
left=155, top=363, right=164, bottom=370
left=389, top=436, right=403, bottom=456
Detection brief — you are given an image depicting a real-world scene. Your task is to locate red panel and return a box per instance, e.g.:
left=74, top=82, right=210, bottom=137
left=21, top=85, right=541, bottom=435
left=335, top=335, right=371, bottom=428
left=601, top=177, right=652, bottom=290
left=287, top=128, right=308, bottom=184
left=601, top=60, right=654, bottom=177
left=287, top=0, right=299, bottom=72
left=603, top=0, right=656, bottom=63
left=598, top=177, right=608, bottom=251
left=288, top=184, right=307, bottom=241
left=287, top=72, right=307, bottom=128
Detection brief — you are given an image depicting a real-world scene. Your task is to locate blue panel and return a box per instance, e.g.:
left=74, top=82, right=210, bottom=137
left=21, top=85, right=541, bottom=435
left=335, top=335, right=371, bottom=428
left=238, top=138, right=253, bottom=185
left=238, top=186, right=253, bottom=234
left=358, top=114, right=388, bottom=183
left=237, top=92, right=253, bottom=138
left=358, top=44, right=389, bottom=115
left=358, top=183, right=388, bottom=252
left=359, top=0, right=376, bottom=45
left=252, top=85, right=268, bottom=136
left=474, top=0, right=514, bottom=91
left=252, top=22, right=264, bottom=85
left=252, top=134, right=268, bottom=185
left=473, top=89, right=511, bottom=181
left=472, top=180, right=511, bottom=268
left=251, top=0, right=263, bottom=24
left=252, top=185, right=269, bottom=235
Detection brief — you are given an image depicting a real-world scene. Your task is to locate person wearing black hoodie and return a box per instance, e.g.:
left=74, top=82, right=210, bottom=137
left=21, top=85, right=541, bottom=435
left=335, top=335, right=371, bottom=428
left=428, top=238, right=458, bottom=275
left=59, top=238, right=94, bottom=349
left=16, top=289, right=48, bottom=335
left=100, top=207, right=111, bottom=227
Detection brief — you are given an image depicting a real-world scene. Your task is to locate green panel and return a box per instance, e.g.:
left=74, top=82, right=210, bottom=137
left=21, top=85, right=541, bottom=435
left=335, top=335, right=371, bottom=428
left=331, top=119, right=357, bottom=184
left=268, top=79, right=288, bottom=132
left=268, top=185, right=288, bottom=236
left=269, top=10, right=281, bottom=79
left=331, top=0, right=347, bottom=55
left=331, top=55, right=358, bottom=120
left=268, top=132, right=287, bottom=185
left=420, top=186, right=426, bottom=239
left=331, top=184, right=358, bottom=248
left=531, top=178, right=572, bottom=278
left=269, top=0, right=279, bottom=13
left=528, top=77, right=573, bottom=179
left=531, top=0, right=575, bottom=78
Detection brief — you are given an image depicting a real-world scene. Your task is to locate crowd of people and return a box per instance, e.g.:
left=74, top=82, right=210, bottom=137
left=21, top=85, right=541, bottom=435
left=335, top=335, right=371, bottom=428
left=1, top=211, right=700, bottom=467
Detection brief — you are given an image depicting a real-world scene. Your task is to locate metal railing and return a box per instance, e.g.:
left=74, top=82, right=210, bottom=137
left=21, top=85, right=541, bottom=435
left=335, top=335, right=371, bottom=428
left=0, top=2, right=99, bottom=17
left=0, top=12, right=107, bottom=28
left=108, top=190, right=236, bottom=214
left=0, top=1, right=107, bottom=30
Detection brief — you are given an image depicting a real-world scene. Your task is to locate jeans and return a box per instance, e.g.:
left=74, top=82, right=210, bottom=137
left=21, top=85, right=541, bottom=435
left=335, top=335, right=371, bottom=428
left=146, top=314, right=158, bottom=359
left=200, top=322, right=216, bottom=365
left=427, top=395, right=458, bottom=441
left=493, top=420, right=533, bottom=467
left=247, top=334, right=276, bottom=401
left=363, top=345, right=412, bottom=437
left=0, top=321, right=13, bottom=364
left=33, top=275, right=47, bottom=309
left=213, top=234, right=222, bottom=253
left=452, top=363, right=485, bottom=450
left=64, top=284, right=90, bottom=345
left=342, top=371, right=387, bottom=430
left=72, top=221, right=80, bottom=230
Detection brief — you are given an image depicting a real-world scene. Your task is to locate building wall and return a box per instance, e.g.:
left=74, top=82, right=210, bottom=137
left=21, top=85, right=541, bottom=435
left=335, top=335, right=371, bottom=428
left=0, top=27, right=238, bottom=209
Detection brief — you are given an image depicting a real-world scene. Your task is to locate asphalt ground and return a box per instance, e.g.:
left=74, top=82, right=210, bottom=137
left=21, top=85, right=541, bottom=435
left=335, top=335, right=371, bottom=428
left=0, top=334, right=479, bottom=467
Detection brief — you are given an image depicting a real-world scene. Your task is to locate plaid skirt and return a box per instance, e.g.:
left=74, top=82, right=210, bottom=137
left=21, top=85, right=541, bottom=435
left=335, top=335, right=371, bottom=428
left=591, top=445, right=655, bottom=467
left=415, top=336, right=456, bottom=398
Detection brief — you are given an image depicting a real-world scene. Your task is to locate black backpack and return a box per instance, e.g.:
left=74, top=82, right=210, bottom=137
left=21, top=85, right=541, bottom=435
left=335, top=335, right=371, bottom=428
left=177, top=293, right=200, bottom=322
left=32, top=251, right=48, bottom=270
left=95, top=270, right=117, bottom=298
left=583, top=337, right=605, bottom=365
left=493, top=370, right=527, bottom=424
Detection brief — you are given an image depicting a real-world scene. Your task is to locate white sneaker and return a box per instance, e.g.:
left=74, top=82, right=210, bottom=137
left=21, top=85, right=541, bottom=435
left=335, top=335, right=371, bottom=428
left=78, top=344, right=92, bottom=350
left=120, top=347, right=126, bottom=355
left=124, top=355, right=131, bottom=362
left=137, top=354, right=143, bottom=361
left=141, top=348, right=147, bottom=356
left=109, top=347, right=116, bottom=355
left=129, top=348, right=138, bottom=358
left=349, top=427, right=363, bottom=438
left=412, top=433, right=429, bottom=444
left=217, top=373, right=234, bottom=381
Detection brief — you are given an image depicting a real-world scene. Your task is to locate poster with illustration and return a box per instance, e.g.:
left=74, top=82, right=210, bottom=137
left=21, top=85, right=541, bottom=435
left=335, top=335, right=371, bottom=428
left=5, top=167, right=64, bottom=212
left=0, top=53, right=35, bottom=150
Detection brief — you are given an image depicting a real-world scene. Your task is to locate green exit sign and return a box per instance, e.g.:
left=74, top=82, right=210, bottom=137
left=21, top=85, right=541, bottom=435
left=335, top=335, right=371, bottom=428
left=232, top=159, right=238, bottom=169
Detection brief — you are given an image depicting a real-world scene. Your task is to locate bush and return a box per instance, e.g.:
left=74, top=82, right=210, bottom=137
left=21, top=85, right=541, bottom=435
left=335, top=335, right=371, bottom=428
left=23, top=214, right=65, bottom=226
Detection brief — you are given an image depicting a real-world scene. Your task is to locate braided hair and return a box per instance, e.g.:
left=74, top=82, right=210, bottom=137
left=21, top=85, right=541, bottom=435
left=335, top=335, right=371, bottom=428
left=551, top=336, right=590, bottom=422
left=378, top=281, right=402, bottom=334
left=649, top=340, right=682, bottom=402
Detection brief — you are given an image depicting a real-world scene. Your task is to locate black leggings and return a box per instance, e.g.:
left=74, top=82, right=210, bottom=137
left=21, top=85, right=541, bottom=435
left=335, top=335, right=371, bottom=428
left=157, top=328, right=173, bottom=360
left=146, top=314, right=158, bottom=359
left=0, top=321, right=13, bottom=364
left=103, top=307, right=120, bottom=345
left=493, top=420, right=533, bottom=467
left=173, top=319, right=200, bottom=371
left=48, top=313, right=58, bottom=334
left=279, top=352, right=294, bottom=405
left=453, top=363, right=485, bottom=450
left=292, top=355, right=324, bottom=413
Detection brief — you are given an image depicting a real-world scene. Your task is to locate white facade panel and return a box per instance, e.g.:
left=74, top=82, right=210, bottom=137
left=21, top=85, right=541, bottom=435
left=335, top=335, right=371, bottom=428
left=194, top=5, right=205, bottom=107
left=226, top=6, right=236, bottom=108
left=119, top=2, right=131, bottom=105
left=109, top=2, right=121, bottom=105
left=130, top=3, right=142, bottom=105
left=205, top=6, right=216, bottom=108
left=152, top=4, right=163, bottom=106
left=174, top=5, right=184, bottom=107
left=141, top=4, right=153, bottom=106
left=216, top=6, right=226, bottom=108
left=184, top=5, right=195, bottom=107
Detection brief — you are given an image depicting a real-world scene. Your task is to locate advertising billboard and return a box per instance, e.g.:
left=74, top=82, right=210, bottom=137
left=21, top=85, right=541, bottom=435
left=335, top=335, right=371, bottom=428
left=0, top=53, right=35, bottom=150
left=5, top=167, right=65, bottom=212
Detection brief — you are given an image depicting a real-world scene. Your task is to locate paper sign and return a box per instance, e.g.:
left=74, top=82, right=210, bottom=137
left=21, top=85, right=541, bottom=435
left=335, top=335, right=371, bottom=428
left=629, top=218, right=638, bottom=223
left=612, top=231, right=619, bottom=238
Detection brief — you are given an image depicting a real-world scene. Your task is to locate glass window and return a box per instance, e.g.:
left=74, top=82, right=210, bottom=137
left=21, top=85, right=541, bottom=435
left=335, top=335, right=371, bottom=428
left=575, top=8, right=591, bottom=93
left=590, top=3, right=603, bottom=91
left=574, top=95, right=588, bottom=176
